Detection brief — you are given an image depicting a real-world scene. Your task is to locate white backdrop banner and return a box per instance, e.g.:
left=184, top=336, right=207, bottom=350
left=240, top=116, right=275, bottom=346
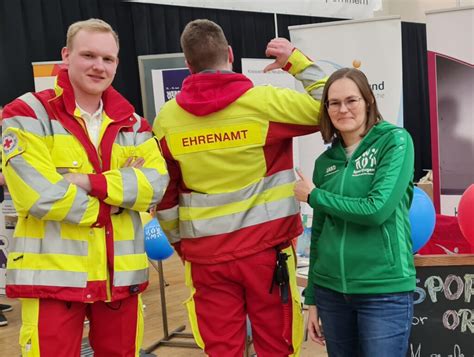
left=288, top=16, right=404, bottom=184
left=130, top=0, right=382, bottom=20
left=241, top=58, right=297, bottom=89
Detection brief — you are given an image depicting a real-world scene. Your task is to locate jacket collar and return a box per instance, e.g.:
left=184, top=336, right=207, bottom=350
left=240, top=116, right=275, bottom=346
left=54, top=68, right=134, bottom=123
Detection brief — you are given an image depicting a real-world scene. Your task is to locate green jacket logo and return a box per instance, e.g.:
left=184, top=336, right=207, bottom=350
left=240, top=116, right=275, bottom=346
left=324, top=164, right=338, bottom=177
left=353, top=148, right=378, bottom=176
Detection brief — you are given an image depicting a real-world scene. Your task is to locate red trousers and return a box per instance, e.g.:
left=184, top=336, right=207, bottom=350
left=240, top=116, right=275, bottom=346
left=185, top=246, right=303, bottom=357
left=19, top=295, right=143, bottom=357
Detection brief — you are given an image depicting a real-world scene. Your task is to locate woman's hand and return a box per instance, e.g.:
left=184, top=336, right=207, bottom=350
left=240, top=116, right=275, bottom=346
left=307, top=305, right=325, bottom=346
left=294, top=168, right=315, bottom=203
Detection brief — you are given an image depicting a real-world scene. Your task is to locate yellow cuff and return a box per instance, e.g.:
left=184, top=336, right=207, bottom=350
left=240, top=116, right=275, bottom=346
left=284, top=49, right=313, bottom=76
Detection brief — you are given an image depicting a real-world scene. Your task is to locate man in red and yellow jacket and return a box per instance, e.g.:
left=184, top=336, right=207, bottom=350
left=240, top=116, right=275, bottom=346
left=2, top=19, right=168, bottom=357
left=153, top=19, right=325, bottom=357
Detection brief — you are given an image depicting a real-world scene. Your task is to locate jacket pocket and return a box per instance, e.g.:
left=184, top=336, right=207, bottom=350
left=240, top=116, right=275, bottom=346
left=19, top=323, right=36, bottom=356
left=50, top=147, right=84, bottom=174
left=382, top=225, right=395, bottom=267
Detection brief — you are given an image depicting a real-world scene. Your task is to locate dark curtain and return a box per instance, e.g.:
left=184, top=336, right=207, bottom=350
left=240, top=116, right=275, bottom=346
left=0, top=0, right=138, bottom=108
left=401, top=22, right=431, bottom=181
left=277, top=14, right=344, bottom=40
left=0, top=1, right=278, bottom=115
left=130, top=3, right=276, bottom=75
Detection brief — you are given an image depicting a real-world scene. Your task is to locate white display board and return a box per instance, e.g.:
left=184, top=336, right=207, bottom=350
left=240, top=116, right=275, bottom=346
left=241, top=58, right=298, bottom=88
left=138, top=53, right=187, bottom=122
left=288, top=16, right=404, bottom=182
left=130, top=0, right=383, bottom=19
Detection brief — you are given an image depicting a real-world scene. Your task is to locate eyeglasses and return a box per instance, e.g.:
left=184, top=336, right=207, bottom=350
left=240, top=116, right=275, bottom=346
left=325, top=97, right=363, bottom=113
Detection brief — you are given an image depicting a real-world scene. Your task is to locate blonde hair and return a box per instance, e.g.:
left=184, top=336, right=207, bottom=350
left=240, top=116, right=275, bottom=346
left=66, top=18, right=119, bottom=51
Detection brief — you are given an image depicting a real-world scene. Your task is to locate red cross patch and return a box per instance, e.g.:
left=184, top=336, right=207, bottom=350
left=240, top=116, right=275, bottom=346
left=2, top=133, right=18, bottom=155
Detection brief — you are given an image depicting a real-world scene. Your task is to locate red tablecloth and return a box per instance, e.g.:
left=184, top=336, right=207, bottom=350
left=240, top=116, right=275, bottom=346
left=418, top=214, right=474, bottom=254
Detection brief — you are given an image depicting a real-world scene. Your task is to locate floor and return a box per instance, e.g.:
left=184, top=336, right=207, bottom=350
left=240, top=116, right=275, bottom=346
left=0, top=254, right=328, bottom=356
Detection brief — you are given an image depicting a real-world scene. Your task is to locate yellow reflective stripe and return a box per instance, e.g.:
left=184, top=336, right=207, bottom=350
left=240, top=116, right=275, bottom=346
left=184, top=262, right=205, bottom=349
left=8, top=252, right=87, bottom=272
left=104, top=170, right=125, bottom=205
left=156, top=206, right=180, bottom=242
left=103, top=168, right=164, bottom=212
left=282, top=245, right=304, bottom=356
left=159, top=217, right=178, bottom=232
left=169, top=122, right=263, bottom=156
left=131, top=169, right=154, bottom=211
left=8, top=269, right=87, bottom=287
left=136, top=295, right=145, bottom=354
left=41, top=183, right=78, bottom=221
left=19, top=298, right=41, bottom=357
left=305, top=78, right=327, bottom=95
left=180, top=182, right=294, bottom=221
left=181, top=169, right=295, bottom=207
left=156, top=205, right=178, bottom=222
left=4, top=161, right=40, bottom=214
left=114, top=269, right=148, bottom=287
left=77, top=196, right=99, bottom=226
left=114, top=254, right=149, bottom=272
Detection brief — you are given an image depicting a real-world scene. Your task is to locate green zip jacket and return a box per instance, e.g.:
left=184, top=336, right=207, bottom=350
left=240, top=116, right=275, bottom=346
left=305, top=121, right=416, bottom=305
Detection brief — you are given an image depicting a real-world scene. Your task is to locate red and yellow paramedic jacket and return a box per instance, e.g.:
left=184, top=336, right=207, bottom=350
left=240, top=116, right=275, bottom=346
left=153, top=50, right=325, bottom=264
left=2, top=69, right=169, bottom=302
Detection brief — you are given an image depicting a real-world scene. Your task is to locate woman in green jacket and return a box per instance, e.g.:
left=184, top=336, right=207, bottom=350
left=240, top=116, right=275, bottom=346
left=294, top=68, right=415, bottom=356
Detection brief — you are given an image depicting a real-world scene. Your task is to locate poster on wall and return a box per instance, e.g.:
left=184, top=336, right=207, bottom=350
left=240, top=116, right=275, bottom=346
left=0, top=186, right=16, bottom=294
left=32, top=61, right=63, bottom=91
left=151, top=68, right=190, bottom=116
left=241, top=58, right=297, bottom=89
left=138, top=53, right=187, bottom=123
left=288, top=16, right=404, bottom=182
left=426, top=7, right=474, bottom=214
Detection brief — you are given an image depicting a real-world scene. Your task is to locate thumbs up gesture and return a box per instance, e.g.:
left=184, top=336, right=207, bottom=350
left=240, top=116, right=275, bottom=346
left=264, top=38, right=295, bottom=73
left=294, top=168, right=315, bottom=203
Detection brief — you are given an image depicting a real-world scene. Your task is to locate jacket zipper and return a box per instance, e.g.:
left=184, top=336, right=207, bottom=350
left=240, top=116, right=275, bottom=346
left=339, top=159, right=349, bottom=292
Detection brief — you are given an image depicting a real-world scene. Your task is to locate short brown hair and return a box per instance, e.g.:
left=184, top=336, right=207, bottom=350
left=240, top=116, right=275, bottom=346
left=66, top=18, right=119, bottom=51
left=180, top=19, right=229, bottom=73
left=319, top=68, right=383, bottom=144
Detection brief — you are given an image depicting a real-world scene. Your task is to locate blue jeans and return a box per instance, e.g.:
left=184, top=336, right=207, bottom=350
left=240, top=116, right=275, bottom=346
left=314, top=285, right=413, bottom=357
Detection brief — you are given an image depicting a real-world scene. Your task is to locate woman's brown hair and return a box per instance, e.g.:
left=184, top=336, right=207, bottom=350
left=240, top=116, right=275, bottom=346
left=319, top=68, right=383, bottom=144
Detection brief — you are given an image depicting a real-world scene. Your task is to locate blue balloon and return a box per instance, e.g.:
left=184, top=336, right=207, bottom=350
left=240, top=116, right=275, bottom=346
left=144, top=218, right=174, bottom=260
left=409, top=187, right=436, bottom=253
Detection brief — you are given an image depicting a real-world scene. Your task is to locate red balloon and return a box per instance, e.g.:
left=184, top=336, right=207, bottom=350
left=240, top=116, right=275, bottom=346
left=458, top=184, right=474, bottom=245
